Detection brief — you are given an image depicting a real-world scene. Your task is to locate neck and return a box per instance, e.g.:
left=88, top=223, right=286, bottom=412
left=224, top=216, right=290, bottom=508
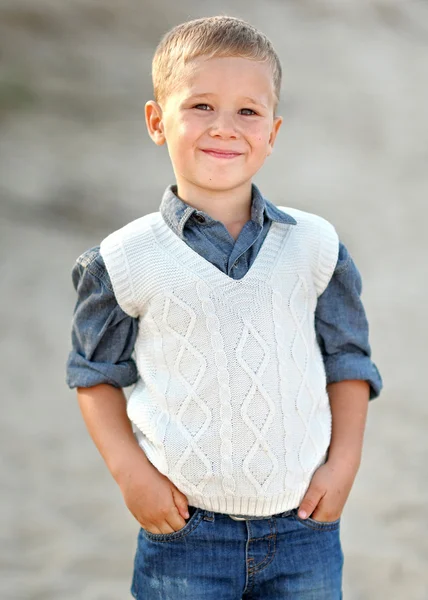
left=175, top=179, right=253, bottom=227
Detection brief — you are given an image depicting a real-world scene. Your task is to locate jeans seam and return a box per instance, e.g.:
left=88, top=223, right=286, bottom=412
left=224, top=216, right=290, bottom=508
left=247, top=518, right=277, bottom=574
left=293, top=515, right=340, bottom=531
left=140, top=512, right=203, bottom=542
left=249, top=536, right=277, bottom=574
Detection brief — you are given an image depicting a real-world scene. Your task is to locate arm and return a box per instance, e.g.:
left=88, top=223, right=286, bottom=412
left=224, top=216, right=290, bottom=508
left=67, top=249, right=190, bottom=533
left=315, top=242, right=382, bottom=400
left=66, top=248, right=139, bottom=389
left=298, top=380, right=369, bottom=521
left=77, top=384, right=190, bottom=533
left=298, top=242, right=381, bottom=521
left=76, top=384, right=151, bottom=485
left=327, top=379, right=369, bottom=470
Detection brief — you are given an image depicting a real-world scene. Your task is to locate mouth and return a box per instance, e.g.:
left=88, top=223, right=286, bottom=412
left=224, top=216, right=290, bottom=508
left=201, top=149, right=242, bottom=159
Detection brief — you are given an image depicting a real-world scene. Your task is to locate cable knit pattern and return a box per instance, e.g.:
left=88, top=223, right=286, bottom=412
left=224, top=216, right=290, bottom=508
left=100, top=206, right=339, bottom=516
left=196, top=280, right=235, bottom=498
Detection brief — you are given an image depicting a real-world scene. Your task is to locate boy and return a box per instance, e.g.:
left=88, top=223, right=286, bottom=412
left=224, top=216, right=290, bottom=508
left=67, top=16, right=382, bottom=599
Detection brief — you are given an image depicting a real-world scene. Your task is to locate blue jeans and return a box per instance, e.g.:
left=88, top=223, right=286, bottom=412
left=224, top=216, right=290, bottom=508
left=131, top=506, right=343, bottom=599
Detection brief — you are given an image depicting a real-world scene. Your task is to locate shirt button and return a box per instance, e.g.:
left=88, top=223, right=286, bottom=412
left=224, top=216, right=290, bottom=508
left=194, top=214, right=206, bottom=224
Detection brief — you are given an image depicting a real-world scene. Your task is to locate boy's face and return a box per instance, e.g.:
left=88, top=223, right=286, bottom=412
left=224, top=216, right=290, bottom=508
left=146, top=56, right=282, bottom=202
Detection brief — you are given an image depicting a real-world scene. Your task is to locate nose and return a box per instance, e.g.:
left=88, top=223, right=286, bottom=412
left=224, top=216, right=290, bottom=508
left=209, top=111, right=238, bottom=139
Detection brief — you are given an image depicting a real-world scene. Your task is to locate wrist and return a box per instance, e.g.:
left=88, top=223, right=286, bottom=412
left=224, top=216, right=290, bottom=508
left=111, top=444, right=153, bottom=489
left=326, top=451, right=361, bottom=475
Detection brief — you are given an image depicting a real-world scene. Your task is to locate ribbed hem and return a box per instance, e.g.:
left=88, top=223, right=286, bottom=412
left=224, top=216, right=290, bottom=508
left=276, top=206, right=339, bottom=298
left=150, top=216, right=285, bottom=288
left=186, top=486, right=308, bottom=517
left=100, top=232, right=138, bottom=318
left=314, top=218, right=339, bottom=297
left=138, top=439, right=311, bottom=518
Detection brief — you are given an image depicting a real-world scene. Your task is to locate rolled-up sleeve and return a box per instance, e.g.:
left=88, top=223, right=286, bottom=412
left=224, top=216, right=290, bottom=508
left=66, top=247, right=139, bottom=389
left=315, top=241, right=383, bottom=400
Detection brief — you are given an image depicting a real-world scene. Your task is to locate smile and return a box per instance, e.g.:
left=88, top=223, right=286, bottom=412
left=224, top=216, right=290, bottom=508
left=201, top=149, right=242, bottom=159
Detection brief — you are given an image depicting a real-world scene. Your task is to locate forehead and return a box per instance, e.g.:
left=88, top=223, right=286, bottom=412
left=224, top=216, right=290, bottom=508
left=172, top=56, right=276, bottom=103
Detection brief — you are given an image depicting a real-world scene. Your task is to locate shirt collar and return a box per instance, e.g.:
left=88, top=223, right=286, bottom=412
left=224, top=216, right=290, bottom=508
left=159, top=183, right=297, bottom=238
left=160, top=185, right=197, bottom=239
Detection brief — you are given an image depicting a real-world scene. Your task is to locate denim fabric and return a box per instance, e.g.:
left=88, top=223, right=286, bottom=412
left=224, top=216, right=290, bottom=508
left=160, top=182, right=296, bottom=278
left=66, top=183, right=382, bottom=398
left=131, top=506, right=343, bottom=599
left=67, top=248, right=139, bottom=388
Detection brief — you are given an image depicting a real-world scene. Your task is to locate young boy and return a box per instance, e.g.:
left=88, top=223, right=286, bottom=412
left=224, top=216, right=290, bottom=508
left=67, top=15, right=382, bottom=599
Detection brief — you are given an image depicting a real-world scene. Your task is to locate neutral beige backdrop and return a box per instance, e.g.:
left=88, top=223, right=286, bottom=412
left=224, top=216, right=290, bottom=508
left=1, top=1, right=427, bottom=598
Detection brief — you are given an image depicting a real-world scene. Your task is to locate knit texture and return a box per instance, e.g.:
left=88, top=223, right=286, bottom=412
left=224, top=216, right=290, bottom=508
left=100, top=207, right=339, bottom=516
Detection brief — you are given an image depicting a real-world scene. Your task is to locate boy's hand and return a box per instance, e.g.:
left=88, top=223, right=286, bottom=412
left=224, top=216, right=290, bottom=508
left=118, top=455, right=190, bottom=535
left=298, top=380, right=370, bottom=522
left=297, top=459, right=359, bottom=522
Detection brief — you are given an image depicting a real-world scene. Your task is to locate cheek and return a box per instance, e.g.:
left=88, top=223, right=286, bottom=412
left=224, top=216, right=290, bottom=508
left=171, top=124, right=201, bottom=151
left=179, top=113, right=204, bottom=133
left=246, top=122, right=272, bottom=144
left=164, top=115, right=190, bottom=139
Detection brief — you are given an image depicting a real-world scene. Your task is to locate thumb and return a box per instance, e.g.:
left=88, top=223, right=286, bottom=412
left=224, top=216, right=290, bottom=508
left=298, top=484, right=324, bottom=519
left=171, top=486, right=190, bottom=519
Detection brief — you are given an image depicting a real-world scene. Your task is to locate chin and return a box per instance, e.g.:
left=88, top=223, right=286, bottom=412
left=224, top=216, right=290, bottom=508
left=197, top=177, right=251, bottom=192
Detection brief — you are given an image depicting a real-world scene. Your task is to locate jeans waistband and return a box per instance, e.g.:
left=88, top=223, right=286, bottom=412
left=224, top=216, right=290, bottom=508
left=228, top=509, right=296, bottom=521
left=188, top=506, right=297, bottom=522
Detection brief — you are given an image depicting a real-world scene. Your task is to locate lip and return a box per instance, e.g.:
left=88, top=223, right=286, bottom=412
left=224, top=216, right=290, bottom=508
left=201, top=149, right=242, bottom=159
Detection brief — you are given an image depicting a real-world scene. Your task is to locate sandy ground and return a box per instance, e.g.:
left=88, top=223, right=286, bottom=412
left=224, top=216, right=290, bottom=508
left=1, top=1, right=428, bottom=598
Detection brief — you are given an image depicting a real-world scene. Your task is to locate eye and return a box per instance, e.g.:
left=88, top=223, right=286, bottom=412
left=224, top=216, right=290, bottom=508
left=240, top=108, right=257, bottom=116
left=194, top=103, right=211, bottom=111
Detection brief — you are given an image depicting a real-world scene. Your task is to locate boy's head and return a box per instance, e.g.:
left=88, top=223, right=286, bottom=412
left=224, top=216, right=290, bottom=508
left=145, top=16, right=284, bottom=203
left=152, top=16, right=282, bottom=113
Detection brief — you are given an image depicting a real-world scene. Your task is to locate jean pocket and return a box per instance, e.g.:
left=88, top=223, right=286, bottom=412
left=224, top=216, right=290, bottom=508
left=292, top=509, right=340, bottom=531
left=140, top=506, right=203, bottom=542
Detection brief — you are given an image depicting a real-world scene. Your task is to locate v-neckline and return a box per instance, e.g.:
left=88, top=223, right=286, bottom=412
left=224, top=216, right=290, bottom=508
left=155, top=216, right=292, bottom=286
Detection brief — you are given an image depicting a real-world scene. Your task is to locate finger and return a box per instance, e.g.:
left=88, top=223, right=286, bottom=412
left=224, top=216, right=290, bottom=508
left=158, top=520, right=176, bottom=534
left=139, top=514, right=176, bottom=535
left=298, top=486, right=325, bottom=519
left=168, top=507, right=187, bottom=532
left=311, top=496, right=328, bottom=522
left=171, top=487, right=190, bottom=519
left=140, top=523, right=163, bottom=535
left=144, top=517, right=175, bottom=535
left=311, top=503, right=340, bottom=523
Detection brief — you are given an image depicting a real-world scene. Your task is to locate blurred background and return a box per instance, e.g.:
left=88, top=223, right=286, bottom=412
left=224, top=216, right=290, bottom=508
left=1, top=0, right=427, bottom=598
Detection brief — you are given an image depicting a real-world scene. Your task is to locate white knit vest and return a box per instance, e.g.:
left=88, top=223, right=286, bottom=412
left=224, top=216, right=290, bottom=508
left=100, top=207, right=339, bottom=516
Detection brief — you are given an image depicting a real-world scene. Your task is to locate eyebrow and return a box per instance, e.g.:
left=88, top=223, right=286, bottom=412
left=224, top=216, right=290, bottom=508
left=188, top=92, right=267, bottom=109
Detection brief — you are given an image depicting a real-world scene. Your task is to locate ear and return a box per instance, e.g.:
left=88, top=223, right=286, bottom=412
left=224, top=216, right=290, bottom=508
left=145, top=101, right=166, bottom=146
left=267, top=115, right=283, bottom=156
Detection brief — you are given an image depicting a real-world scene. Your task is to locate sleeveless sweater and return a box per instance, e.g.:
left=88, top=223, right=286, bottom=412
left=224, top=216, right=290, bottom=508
left=100, top=207, right=339, bottom=516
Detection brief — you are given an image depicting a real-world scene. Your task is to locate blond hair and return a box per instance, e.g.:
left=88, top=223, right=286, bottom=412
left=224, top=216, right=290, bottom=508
left=152, top=16, right=282, bottom=112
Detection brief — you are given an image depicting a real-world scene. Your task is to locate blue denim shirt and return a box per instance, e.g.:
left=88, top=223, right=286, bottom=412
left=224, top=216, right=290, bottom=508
left=66, top=184, right=382, bottom=399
